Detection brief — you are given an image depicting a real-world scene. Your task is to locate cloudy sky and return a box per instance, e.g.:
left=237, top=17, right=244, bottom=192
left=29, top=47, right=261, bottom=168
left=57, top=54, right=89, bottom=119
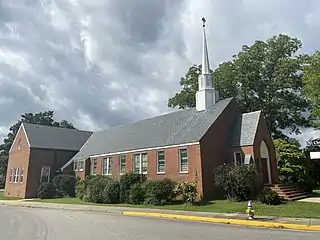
left=0, top=0, right=320, bottom=146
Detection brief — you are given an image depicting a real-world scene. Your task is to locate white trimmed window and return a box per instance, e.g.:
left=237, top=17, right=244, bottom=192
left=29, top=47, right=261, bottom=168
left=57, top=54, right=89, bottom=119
left=157, top=151, right=165, bottom=174
left=78, top=160, right=84, bottom=171
left=13, top=168, right=19, bottom=183
left=179, top=149, right=188, bottom=173
left=40, top=166, right=50, bottom=183
left=102, top=157, right=112, bottom=175
left=73, top=161, right=78, bottom=171
left=9, top=168, right=13, bottom=183
left=233, top=152, right=243, bottom=166
left=133, top=153, right=148, bottom=174
left=91, top=158, right=97, bottom=175
left=74, top=160, right=84, bottom=171
left=20, top=168, right=24, bottom=183
left=120, top=155, right=126, bottom=174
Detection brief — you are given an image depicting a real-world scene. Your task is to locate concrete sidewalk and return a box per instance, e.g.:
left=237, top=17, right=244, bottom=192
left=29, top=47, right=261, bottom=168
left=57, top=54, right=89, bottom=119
left=1, top=200, right=320, bottom=231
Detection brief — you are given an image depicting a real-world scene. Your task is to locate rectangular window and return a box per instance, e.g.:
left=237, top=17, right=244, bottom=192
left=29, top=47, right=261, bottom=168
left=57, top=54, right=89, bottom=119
left=102, top=157, right=112, bottom=175
left=40, top=166, right=50, bottom=183
left=120, top=155, right=126, bottom=174
left=179, top=149, right=188, bottom=173
left=13, top=168, right=19, bottom=183
left=234, top=152, right=243, bottom=165
left=157, top=151, right=165, bottom=173
left=133, top=153, right=148, bottom=174
left=20, top=168, right=24, bottom=183
left=78, top=160, right=84, bottom=171
left=73, top=161, right=78, bottom=171
left=9, top=168, right=13, bottom=183
left=91, top=158, right=97, bottom=175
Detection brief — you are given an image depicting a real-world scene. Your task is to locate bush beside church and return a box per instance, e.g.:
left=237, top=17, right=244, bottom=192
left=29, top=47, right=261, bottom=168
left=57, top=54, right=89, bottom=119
left=37, top=172, right=198, bottom=205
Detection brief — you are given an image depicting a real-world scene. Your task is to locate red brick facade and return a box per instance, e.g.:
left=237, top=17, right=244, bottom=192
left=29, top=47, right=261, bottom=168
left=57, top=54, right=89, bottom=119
left=5, top=126, right=79, bottom=198
left=5, top=104, right=278, bottom=200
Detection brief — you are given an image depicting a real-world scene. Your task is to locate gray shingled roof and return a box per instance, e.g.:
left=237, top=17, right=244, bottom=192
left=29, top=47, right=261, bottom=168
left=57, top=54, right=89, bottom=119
left=23, top=123, right=93, bottom=151
left=69, top=97, right=235, bottom=161
left=229, top=110, right=261, bottom=146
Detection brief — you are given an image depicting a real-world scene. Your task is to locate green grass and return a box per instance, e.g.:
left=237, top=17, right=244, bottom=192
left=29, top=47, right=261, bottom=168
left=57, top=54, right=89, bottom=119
left=35, top=197, right=320, bottom=219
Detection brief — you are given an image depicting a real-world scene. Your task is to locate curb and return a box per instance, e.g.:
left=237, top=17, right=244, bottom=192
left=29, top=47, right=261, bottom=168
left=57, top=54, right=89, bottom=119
left=122, top=211, right=320, bottom=231
left=0, top=202, right=122, bottom=215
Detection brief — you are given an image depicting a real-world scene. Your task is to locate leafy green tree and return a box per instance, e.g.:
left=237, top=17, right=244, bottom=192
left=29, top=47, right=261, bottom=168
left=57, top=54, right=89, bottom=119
left=274, top=139, right=316, bottom=192
left=0, top=111, right=75, bottom=187
left=168, top=34, right=311, bottom=138
left=302, top=51, right=320, bottom=129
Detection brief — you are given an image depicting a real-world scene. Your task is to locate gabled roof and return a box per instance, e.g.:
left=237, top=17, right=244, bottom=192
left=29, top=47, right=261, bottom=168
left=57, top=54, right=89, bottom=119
left=22, top=123, right=93, bottom=151
left=70, top=97, right=235, bottom=161
left=229, top=110, right=262, bottom=146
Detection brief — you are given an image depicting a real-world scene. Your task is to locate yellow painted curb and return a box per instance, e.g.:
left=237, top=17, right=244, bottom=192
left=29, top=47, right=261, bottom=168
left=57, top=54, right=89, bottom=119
left=122, top=211, right=320, bottom=231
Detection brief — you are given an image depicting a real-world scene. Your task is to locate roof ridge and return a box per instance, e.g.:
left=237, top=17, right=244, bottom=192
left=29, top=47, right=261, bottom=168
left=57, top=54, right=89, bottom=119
left=22, top=122, right=92, bottom=133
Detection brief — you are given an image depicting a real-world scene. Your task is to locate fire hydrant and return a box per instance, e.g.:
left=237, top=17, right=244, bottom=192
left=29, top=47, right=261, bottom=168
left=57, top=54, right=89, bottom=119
left=245, top=200, right=255, bottom=220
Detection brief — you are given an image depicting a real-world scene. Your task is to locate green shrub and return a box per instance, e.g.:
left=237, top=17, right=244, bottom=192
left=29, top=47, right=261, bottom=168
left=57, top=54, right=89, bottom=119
left=129, top=182, right=146, bottom=205
left=85, top=175, right=111, bottom=203
left=102, top=179, right=120, bottom=204
left=37, top=182, right=56, bottom=199
left=258, top=187, right=282, bottom=205
left=75, top=179, right=85, bottom=200
left=53, top=174, right=77, bottom=197
left=174, top=181, right=197, bottom=205
left=144, top=178, right=176, bottom=205
left=120, top=172, right=146, bottom=203
left=215, top=164, right=257, bottom=202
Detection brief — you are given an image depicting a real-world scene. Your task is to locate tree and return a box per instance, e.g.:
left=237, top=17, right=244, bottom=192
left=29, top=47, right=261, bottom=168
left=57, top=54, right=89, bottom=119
left=302, top=51, right=320, bottom=129
left=0, top=111, right=75, bottom=187
left=274, top=139, right=316, bottom=192
left=168, top=34, right=311, bottom=138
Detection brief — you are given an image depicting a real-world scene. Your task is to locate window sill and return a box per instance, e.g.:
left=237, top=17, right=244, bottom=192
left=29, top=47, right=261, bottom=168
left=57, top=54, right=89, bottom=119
left=179, top=171, right=189, bottom=174
left=157, top=172, right=165, bottom=175
left=78, top=169, right=84, bottom=172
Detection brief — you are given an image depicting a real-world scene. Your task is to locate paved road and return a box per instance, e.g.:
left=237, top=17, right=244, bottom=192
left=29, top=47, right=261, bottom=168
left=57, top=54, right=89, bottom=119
left=0, top=205, right=319, bottom=240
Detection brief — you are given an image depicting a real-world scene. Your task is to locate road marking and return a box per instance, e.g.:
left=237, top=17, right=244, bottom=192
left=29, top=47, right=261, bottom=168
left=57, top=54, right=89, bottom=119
left=122, top=211, right=320, bottom=231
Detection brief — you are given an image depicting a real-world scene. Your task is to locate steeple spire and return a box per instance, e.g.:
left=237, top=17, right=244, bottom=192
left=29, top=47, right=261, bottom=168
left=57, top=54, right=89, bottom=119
left=201, top=17, right=210, bottom=74
left=195, top=17, right=220, bottom=111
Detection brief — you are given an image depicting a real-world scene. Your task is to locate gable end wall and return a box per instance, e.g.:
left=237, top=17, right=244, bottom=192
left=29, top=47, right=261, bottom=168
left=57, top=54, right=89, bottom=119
left=4, top=126, right=30, bottom=198
left=200, top=99, right=242, bottom=200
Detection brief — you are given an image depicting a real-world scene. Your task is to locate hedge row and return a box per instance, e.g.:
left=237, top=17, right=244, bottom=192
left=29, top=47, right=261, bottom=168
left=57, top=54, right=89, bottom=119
left=76, top=172, right=197, bottom=205
left=37, top=172, right=198, bottom=205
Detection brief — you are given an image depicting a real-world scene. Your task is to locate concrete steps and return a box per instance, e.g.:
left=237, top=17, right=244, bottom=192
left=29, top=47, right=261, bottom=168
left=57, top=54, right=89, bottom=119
left=266, top=184, right=309, bottom=201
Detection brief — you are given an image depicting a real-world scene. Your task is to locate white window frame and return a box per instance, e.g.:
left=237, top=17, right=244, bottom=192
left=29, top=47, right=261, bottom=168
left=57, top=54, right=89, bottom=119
left=119, top=155, right=126, bottom=175
left=179, top=148, right=188, bottom=173
left=74, top=160, right=84, bottom=172
left=233, top=152, right=243, bottom=166
left=40, top=166, right=51, bottom=183
left=102, top=157, right=112, bottom=175
left=20, top=168, right=24, bottom=184
left=78, top=160, right=84, bottom=171
left=73, top=161, right=78, bottom=171
left=13, top=168, right=19, bottom=183
left=156, top=150, right=165, bottom=174
left=133, top=153, right=148, bottom=174
left=9, top=168, right=13, bottom=183
left=91, top=158, right=97, bottom=175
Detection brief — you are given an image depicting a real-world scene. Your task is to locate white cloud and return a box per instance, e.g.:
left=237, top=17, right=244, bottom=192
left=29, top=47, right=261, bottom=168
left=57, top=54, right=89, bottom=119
left=0, top=0, right=320, bottom=147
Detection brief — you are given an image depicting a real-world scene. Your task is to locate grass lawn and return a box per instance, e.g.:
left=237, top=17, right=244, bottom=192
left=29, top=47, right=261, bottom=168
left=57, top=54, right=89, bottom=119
left=36, top=197, right=320, bottom=219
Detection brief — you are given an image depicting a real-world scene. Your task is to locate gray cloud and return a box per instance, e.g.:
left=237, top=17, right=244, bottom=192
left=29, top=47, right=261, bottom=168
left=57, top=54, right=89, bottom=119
left=0, top=0, right=320, bottom=146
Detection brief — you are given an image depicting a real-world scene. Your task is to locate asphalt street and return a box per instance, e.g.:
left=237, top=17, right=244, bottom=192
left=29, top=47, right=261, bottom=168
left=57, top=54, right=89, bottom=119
left=0, top=205, right=319, bottom=240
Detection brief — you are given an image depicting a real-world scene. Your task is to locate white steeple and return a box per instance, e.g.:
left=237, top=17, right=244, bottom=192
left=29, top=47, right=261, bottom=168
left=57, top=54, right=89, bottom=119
left=196, top=17, right=219, bottom=111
